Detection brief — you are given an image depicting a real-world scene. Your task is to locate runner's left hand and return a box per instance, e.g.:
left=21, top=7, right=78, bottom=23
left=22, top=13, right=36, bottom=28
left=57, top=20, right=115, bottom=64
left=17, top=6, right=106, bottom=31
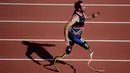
left=94, top=12, right=100, bottom=17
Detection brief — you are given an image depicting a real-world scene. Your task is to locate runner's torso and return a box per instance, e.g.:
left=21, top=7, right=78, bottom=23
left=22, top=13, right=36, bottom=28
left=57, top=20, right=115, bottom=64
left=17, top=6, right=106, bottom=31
left=69, top=11, right=85, bottom=36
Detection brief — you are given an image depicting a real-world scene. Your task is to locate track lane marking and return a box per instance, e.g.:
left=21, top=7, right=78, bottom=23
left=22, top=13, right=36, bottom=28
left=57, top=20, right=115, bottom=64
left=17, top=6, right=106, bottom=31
left=0, top=3, right=130, bottom=6
left=0, top=20, right=130, bottom=24
left=0, top=39, right=130, bottom=42
left=0, top=58, right=130, bottom=62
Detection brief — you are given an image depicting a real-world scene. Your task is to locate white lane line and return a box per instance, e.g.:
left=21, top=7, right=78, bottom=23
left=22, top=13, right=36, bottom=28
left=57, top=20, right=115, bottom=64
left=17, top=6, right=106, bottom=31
left=0, top=20, right=130, bottom=24
left=0, top=58, right=130, bottom=62
left=0, top=3, right=130, bottom=6
left=0, top=39, right=130, bottom=42
left=0, top=20, right=67, bottom=23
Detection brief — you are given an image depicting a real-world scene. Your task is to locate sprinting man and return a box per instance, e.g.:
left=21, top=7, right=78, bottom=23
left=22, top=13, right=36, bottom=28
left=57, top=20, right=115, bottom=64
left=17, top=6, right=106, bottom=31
left=54, top=0, right=104, bottom=72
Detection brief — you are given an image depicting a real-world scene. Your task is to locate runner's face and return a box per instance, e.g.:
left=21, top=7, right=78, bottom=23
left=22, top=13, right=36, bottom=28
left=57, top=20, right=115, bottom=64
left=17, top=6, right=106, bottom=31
left=80, top=3, right=86, bottom=11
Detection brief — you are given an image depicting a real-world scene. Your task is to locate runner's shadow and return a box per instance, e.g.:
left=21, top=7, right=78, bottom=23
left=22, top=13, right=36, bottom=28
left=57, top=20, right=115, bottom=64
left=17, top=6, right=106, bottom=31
left=22, top=41, right=76, bottom=73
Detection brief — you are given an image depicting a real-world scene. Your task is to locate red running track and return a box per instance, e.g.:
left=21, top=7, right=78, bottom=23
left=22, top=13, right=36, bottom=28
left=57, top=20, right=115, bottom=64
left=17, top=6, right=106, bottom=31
left=0, top=0, right=130, bottom=73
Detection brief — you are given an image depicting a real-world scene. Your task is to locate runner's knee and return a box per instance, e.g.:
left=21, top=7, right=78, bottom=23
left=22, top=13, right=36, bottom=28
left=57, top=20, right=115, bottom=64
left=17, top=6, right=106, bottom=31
left=80, top=41, right=90, bottom=50
left=65, top=46, right=72, bottom=54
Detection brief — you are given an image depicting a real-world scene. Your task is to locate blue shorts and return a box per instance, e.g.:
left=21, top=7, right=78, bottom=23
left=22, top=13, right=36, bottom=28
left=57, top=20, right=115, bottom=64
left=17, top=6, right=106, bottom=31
left=68, top=33, right=85, bottom=46
left=65, top=33, right=89, bottom=54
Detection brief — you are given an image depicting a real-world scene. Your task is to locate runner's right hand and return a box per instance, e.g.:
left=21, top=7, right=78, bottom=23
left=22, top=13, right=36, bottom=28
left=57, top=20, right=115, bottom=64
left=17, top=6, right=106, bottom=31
left=65, top=38, right=70, bottom=46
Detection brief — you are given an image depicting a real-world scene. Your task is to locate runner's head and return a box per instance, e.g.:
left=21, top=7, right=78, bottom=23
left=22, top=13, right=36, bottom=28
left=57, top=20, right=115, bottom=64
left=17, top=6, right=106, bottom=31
left=74, top=0, right=86, bottom=12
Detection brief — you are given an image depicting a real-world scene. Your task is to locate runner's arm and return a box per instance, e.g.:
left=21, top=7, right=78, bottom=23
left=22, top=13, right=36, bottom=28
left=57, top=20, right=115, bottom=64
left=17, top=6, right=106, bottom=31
left=84, top=12, right=100, bottom=20
left=64, top=15, right=78, bottom=45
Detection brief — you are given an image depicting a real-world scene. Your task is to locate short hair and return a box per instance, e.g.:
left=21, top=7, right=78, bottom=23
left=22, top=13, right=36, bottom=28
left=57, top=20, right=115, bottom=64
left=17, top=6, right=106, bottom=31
left=74, top=0, right=83, bottom=11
